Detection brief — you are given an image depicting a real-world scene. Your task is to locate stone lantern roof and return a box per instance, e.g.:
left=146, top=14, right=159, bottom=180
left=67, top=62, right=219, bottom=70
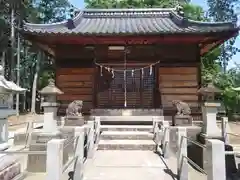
left=0, top=65, right=26, bottom=93
left=197, top=83, right=222, bottom=95
left=39, top=79, right=63, bottom=95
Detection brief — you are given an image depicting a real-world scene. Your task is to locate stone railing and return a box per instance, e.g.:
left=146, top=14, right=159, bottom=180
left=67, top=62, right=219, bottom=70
left=51, top=118, right=100, bottom=180
left=153, top=118, right=170, bottom=158
left=154, top=118, right=228, bottom=180
left=10, top=119, right=44, bottom=147
left=0, top=117, right=100, bottom=180
left=176, top=127, right=226, bottom=180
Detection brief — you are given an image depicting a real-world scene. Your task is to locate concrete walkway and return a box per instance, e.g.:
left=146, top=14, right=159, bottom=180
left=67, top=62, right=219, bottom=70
left=83, top=150, right=174, bottom=180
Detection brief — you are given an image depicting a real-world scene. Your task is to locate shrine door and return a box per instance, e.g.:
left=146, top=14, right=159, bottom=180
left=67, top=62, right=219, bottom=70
left=96, top=66, right=155, bottom=108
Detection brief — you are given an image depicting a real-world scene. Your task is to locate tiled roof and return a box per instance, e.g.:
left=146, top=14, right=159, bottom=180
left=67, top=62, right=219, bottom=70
left=22, top=8, right=239, bottom=35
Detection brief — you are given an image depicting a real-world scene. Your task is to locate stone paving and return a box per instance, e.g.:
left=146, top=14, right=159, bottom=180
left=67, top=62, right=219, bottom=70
left=83, top=150, right=174, bottom=180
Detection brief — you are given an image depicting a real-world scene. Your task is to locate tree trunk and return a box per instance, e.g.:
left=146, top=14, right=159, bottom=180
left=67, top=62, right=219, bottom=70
left=16, top=32, right=20, bottom=116
left=31, top=52, right=41, bottom=114
left=9, top=9, right=15, bottom=109
left=1, top=51, right=5, bottom=75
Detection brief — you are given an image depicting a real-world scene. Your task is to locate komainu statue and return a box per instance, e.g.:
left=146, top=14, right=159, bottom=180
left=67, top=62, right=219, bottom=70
left=172, top=100, right=192, bottom=126
left=172, top=100, right=191, bottom=116
left=66, top=100, right=83, bottom=117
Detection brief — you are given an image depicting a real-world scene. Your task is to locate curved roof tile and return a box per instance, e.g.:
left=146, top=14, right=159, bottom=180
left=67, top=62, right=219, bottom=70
left=22, top=8, right=239, bottom=35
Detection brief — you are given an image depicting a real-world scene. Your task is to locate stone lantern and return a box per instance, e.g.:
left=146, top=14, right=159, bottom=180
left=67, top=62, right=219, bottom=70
left=197, top=83, right=222, bottom=138
left=28, top=78, right=67, bottom=172
left=0, top=65, right=26, bottom=150
left=39, top=78, right=63, bottom=133
left=197, top=82, right=221, bottom=102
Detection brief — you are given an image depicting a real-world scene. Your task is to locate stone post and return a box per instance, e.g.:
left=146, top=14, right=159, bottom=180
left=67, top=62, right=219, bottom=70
left=221, top=117, right=231, bottom=144
left=162, top=121, right=170, bottom=158
left=176, top=127, right=188, bottom=180
left=152, top=116, right=159, bottom=135
left=87, top=121, right=95, bottom=158
left=94, top=117, right=101, bottom=144
left=46, top=139, right=65, bottom=180
left=73, top=126, right=85, bottom=180
left=205, top=139, right=226, bottom=180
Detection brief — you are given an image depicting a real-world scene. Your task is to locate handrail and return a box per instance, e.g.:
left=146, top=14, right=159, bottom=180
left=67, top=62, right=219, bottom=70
left=181, top=155, right=207, bottom=175
left=9, top=122, right=27, bottom=127
left=62, top=156, right=78, bottom=173
left=181, top=136, right=206, bottom=149
left=178, top=134, right=207, bottom=179
left=225, top=151, right=240, bottom=155
left=62, top=125, right=92, bottom=176
left=226, top=132, right=240, bottom=137
left=9, top=120, right=43, bottom=127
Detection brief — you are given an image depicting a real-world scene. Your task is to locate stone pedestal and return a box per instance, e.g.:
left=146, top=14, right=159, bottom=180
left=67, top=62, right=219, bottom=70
left=172, top=115, right=193, bottom=126
left=0, top=109, right=16, bottom=150
left=65, top=116, right=85, bottom=126
left=42, top=102, right=60, bottom=133
left=202, top=102, right=221, bottom=137
left=27, top=132, right=68, bottom=172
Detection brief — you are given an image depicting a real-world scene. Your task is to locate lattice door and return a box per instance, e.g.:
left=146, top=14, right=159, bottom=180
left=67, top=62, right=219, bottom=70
left=96, top=66, right=155, bottom=108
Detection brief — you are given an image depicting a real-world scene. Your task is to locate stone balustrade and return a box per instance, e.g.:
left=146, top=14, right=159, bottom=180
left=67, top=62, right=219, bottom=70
left=46, top=117, right=100, bottom=180
left=174, top=126, right=226, bottom=180
left=154, top=118, right=229, bottom=180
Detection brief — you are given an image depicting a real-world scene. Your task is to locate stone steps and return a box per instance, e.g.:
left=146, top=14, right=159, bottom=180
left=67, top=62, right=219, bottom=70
left=100, top=131, right=154, bottom=140
left=99, top=116, right=156, bottom=122
left=97, top=140, right=155, bottom=151
left=100, top=125, right=153, bottom=132
left=98, top=118, right=157, bottom=151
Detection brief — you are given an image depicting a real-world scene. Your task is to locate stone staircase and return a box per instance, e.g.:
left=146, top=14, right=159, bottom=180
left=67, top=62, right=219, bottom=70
left=98, top=124, right=156, bottom=151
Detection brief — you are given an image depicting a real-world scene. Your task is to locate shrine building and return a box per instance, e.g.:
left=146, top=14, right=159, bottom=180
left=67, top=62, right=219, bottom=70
left=20, top=8, right=239, bottom=118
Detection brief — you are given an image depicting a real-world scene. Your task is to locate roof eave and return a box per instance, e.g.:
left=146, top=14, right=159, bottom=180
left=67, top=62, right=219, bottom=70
left=20, top=28, right=240, bottom=37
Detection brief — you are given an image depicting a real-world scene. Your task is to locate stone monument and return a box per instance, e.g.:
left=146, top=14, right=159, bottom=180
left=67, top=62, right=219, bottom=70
left=0, top=65, right=26, bottom=150
left=27, top=79, right=67, bottom=172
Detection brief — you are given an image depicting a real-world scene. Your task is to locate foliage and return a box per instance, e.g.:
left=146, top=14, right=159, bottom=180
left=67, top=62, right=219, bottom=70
left=32, top=0, right=73, bottom=23
left=85, top=0, right=190, bottom=8
left=0, top=0, right=73, bottom=112
left=206, top=0, right=240, bottom=118
left=207, top=0, right=239, bottom=69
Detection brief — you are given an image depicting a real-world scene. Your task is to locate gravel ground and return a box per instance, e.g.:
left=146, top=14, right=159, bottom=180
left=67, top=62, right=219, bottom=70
left=8, top=113, right=43, bottom=131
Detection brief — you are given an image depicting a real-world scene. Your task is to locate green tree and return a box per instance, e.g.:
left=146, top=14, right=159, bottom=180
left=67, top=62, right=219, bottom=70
left=33, top=0, right=73, bottom=23
left=85, top=0, right=190, bottom=8
left=207, top=0, right=239, bottom=72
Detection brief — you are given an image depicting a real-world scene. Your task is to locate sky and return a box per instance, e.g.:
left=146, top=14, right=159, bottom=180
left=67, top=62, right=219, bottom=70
left=69, top=0, right=239, bottom=69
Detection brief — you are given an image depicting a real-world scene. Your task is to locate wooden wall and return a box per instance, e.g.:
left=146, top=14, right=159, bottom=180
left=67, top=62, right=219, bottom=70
left=55, top=59, right=94, bottom=115
left=54, top=44, right=201, bottom=116
left=159, top=67, right=199, bottom=108
left=157, top=44, right=201, bottom=120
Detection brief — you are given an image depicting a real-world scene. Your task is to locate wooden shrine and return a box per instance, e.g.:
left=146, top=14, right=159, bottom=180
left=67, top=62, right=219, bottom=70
left=20, top=8, right=239, bottom=118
